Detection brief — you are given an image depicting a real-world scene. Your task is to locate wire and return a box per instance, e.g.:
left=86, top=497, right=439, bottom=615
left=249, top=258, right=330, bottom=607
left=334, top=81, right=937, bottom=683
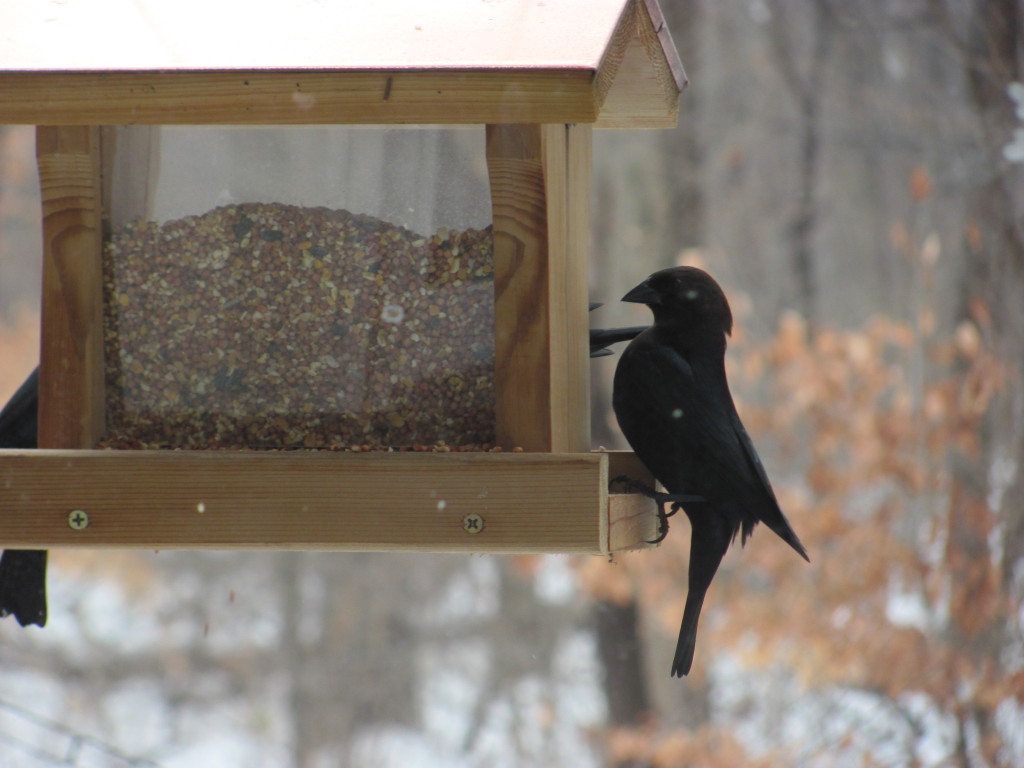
left=0, top=698, right=163, bottom=767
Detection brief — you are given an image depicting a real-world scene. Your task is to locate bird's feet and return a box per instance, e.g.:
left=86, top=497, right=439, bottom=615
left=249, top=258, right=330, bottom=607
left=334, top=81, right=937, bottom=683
left=647, top=502, right=683, bottom=544
left=610, top=476, right=703, bottom=544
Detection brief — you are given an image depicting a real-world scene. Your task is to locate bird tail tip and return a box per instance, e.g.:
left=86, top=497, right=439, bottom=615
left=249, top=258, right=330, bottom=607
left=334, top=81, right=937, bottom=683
left=775, top=524, right=810, bottom=563
left=671, top=629, right=697, bottom=678
left=671, top=655, right=693, bottom=678
left=791, top=535, right=811, bottom=563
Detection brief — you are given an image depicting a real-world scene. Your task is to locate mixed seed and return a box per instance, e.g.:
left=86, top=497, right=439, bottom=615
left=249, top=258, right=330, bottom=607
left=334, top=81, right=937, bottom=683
left=102, top=203, right=495, bottom=449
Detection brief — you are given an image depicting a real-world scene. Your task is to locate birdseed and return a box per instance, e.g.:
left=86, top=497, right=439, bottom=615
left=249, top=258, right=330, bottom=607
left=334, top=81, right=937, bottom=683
left=102, top=203, right=495, bottom=449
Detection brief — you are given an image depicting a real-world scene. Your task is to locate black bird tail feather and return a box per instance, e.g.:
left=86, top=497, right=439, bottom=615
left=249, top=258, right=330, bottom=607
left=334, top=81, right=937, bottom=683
left=671, top=586, right=706, bottom=677
left=0, top=550, right=48, bottom=627
left=765, top=514, right=810, bottom=563
left=671, top=515, right=732, bottom=677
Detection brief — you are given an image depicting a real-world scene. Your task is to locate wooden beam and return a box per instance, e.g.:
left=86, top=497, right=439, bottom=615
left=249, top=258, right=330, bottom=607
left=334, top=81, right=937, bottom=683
left=486, top=124, right=591, bottom=453
left=487, top=124, right=552, bottom=451
left=0, top=0, right=685, bottom=128
left=36, top=126, right=105, bottom=449
left=608, top=492, right=658, bottom=552
left=594, top=0, right=687, bottom=129
left=0, top=450, right=656, bottom=553
left=605, top=450, right=655, bottom=487
left=606, top=448, right=658, bottom=551
left=551, top=123, right=593, bottom=453
left=0, top=71, right=600, bottom=126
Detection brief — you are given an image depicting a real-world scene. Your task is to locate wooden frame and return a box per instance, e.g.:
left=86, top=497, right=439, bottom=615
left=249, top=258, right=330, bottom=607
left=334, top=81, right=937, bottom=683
left=0, top=450, right=655, bottom=554
left=0, top=0, right=685, bottom=554
left=36, top=126, right=106, bottom=449
left=486, top=123, right=592, bottom=452
left=0, top=1, right=684, bottom=128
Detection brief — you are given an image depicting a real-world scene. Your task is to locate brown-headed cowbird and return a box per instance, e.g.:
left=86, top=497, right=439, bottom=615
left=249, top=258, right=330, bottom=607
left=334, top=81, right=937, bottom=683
left=0, top=367, right=47, bottom=628
left=612, top=267, right=808, bottom=677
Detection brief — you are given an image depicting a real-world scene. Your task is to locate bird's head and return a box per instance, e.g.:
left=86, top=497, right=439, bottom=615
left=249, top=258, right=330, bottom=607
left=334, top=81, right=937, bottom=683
left=622, top=266, right=733, bottom=337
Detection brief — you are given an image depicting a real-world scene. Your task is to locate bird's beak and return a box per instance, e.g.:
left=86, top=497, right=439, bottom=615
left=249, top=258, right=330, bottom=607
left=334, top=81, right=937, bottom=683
left=621, top=280, right=659, bottom=305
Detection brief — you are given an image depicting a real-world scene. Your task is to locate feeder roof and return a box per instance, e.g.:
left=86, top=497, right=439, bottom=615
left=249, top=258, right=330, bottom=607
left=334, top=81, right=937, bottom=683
left=0, top=0, right=685, bottom=127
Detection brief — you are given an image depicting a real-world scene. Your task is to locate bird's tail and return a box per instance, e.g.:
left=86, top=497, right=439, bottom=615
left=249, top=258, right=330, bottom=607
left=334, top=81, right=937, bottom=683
left=766, top=514, right=810, bottom=563
left=671, top=589, right=706, bottom=677
left=671, top=517, right=732, bottom=677
left=0, top=550, right=48, bottom=627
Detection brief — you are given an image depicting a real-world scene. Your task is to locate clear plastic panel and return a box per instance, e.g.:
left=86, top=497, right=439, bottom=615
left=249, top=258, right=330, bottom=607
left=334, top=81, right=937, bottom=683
left=102, top=126, right=495, bottom=449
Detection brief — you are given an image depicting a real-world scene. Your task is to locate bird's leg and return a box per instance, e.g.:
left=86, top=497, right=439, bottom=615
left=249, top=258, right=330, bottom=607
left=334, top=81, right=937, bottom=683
left=649, top=503, right=672, bottom=544
left=609, top=476, right=702, bottom=544
left=647, top=501, right=687, bottom=545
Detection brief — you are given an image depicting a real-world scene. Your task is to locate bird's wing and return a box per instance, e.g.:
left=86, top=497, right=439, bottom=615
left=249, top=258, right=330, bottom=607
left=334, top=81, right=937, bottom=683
left=614, top=338, right=736, bottom=498
left=730, top=411, right=809, bottom=560
left=614, top=337, right=808, bottom=560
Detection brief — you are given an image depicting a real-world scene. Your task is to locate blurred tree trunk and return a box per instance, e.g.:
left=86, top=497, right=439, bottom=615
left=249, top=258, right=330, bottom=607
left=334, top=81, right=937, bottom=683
left=945, top=0, right=1024, bottom=680
left=594, top=599, right=652, bottom=768
left=281, top=553, right=421, bottom=766
left=767, top=1, right=835, bottom=327
left=658, top=2, right=706, bottom=257
left=924, top=3, right=1023, bottom=764
left=594, top=598, right=650, bottom=723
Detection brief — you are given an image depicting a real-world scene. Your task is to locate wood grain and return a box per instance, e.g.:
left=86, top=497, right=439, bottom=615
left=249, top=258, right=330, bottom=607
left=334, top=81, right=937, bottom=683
left=0, top=2, right=683, bottom=128
left=0, top=450, right=637, bottom=552
left=0, top=450, right=662, bottom=552
left=594, top=0, right=686, bottom=129
left=36, top=126, right=106, bottom=449
left=550, top=123, right=593, bottom=453
left=485, top=124, right=591, bottom=453
left=605, top=450, right=656, bottom=488
left=605, top=449, right=659, bottom=550
left=0, top=71, right=601, bottom=127
left=607, top=492, right=659, bottom=551
left=487, top=124, right=552, bottom=451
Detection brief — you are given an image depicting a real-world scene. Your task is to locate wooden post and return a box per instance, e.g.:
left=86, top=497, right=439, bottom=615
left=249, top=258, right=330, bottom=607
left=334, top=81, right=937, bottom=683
left=36, top=126, right=105, bottom=448
left=486, top=123, right=592, bottom=453
left=556, top=123, right=593, bottom=452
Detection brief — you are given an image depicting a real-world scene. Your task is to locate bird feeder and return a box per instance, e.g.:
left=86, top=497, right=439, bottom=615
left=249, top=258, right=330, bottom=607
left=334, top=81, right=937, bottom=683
left=0, top=0, right=683, bottom=554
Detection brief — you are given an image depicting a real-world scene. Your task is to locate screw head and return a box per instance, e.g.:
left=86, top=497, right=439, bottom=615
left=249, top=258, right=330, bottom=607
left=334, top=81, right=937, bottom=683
left=462, top=513, right=484, bottom=534
left=68, top=509, right=90, bottom=531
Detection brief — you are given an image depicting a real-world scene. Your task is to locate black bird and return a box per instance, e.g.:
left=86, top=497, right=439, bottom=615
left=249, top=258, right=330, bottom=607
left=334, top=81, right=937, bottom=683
left=0, top=367, right=47, bottom=627
left=612, top=267, right=808, bottom=677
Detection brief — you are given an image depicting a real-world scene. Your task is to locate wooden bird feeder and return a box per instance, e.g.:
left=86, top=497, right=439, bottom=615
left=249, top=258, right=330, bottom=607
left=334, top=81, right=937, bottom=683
left=0, top=0, right=684, bottom=554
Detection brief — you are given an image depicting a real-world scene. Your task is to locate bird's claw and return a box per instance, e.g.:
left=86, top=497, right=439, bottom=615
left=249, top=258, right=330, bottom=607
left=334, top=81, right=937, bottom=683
left=610, top=476, right=703, bottom=545
left=647, top=501, right=685, bottom=545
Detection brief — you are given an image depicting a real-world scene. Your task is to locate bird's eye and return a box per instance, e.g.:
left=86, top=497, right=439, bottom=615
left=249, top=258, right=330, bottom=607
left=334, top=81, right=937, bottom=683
left=685, top=289, right=699, bottom=300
